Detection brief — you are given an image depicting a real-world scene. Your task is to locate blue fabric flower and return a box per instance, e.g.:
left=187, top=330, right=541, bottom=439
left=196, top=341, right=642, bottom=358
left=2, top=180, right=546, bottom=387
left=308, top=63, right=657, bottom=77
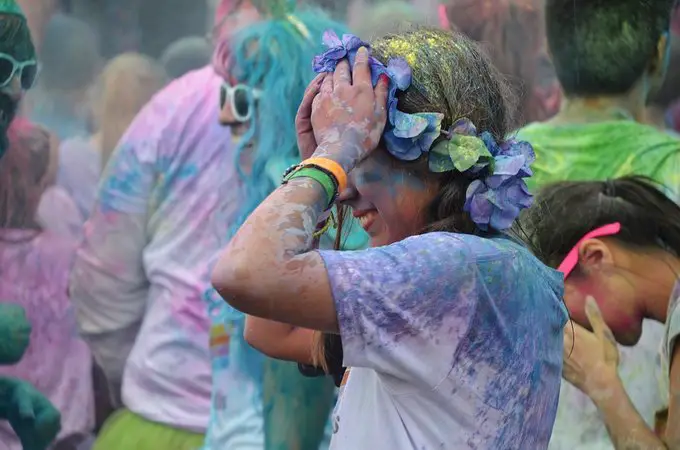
left=463, top=135, right=535, bottom=231
left=312, top=31, right=442, bottom=161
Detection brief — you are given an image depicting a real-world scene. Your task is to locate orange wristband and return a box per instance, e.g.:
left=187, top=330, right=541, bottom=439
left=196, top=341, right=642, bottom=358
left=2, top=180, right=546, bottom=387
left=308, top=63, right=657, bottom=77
left=302, top=157, right=348, bottom=193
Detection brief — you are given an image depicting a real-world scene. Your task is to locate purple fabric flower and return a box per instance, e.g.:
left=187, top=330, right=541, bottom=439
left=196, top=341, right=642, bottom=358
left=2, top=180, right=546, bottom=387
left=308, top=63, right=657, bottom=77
left=465, top=177, right=534, bottom=231
left=312, top=31, right=440, bottom=161
left=463, top=134, right=535, bottom=230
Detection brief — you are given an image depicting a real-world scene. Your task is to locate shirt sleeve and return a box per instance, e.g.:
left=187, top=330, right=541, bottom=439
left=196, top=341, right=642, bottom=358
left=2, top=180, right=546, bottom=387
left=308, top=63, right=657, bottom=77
left=317, top=233, right=482, bottom=389
left=657, top=150, right=680, bottom=202
left=68, top=122, right=158, bottom=387
left=664, top=284, right=680, bottom=376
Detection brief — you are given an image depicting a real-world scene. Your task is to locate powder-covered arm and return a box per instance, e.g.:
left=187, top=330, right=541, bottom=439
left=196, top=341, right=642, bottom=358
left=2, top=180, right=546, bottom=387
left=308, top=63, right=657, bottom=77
left=568, top=298, right=673, bottom=450
left=68, top=126, right=156, bottom=389
left=212, top=176, right=340, bottom=333
left=213, top=50, right=387, bottom=335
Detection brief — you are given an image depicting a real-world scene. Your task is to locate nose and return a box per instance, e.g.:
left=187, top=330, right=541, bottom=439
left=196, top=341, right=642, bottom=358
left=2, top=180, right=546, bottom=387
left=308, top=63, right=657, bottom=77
left=1, top=76, right=22, bottom=102
left=218, top=93, right=237, bottom=125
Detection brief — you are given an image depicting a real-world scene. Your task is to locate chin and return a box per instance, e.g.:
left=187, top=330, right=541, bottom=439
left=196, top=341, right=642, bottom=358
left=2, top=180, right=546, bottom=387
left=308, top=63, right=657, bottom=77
left=613, top=327, right=643, bottom=347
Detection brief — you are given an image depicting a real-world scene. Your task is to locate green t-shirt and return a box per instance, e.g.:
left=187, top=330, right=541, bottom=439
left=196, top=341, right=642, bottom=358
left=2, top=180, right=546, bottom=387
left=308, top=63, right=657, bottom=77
left=516, top=120, right=680, bottom=198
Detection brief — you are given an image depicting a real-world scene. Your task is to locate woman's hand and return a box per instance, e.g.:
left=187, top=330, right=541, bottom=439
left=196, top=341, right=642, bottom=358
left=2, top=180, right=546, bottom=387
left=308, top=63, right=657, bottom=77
left=310, top=46, right=389, bottom=173
left=562, top=296, right=620, bottom=399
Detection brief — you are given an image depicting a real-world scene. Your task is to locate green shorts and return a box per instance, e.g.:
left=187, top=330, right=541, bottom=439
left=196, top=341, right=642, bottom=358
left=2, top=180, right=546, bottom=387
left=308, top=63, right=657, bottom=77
left=93, top=409, right=205, bottom=450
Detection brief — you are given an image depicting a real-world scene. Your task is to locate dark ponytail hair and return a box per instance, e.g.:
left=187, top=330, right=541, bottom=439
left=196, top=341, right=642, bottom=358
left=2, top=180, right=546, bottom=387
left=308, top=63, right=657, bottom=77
left=513, top=176, right=680, bottom=268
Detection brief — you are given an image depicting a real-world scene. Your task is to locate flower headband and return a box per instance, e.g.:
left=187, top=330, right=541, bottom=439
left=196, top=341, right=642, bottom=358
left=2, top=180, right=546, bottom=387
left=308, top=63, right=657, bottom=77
left=312, top=31, right=535, bottom=231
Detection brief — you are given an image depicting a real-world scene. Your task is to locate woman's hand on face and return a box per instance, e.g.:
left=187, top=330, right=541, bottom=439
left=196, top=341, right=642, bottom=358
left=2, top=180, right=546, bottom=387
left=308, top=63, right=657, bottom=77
left=562, top=296, right=620, bottom=399
left=295, top=74, right=324, bottom=160
left=310, top=47, right=389, bottom=172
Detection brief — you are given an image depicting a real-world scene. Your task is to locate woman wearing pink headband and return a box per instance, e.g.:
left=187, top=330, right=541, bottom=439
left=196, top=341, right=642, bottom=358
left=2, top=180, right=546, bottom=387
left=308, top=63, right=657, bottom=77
left=514, top=176, right=680, bottom=448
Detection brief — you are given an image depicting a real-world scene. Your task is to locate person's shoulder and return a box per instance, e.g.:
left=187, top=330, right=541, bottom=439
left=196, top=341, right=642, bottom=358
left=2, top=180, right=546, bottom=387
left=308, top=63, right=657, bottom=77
left=393, top=232, right=525, bottom=272
left=513, top=121, right=554, bottom=142
left=130, top=65, right=220, bottom=132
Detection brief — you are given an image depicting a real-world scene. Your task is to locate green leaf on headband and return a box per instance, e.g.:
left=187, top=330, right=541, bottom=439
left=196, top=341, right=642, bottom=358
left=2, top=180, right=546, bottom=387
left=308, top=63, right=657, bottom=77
left=428, top=140, right=455, bottom=172
left=449, top=135, right=492, bottom=172
left=428, top=135, right=492, bottom=173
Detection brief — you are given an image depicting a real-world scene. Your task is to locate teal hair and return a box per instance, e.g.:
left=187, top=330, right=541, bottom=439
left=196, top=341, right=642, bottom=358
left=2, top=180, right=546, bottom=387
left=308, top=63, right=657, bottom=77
left=227, top=9, right=348, bottom=236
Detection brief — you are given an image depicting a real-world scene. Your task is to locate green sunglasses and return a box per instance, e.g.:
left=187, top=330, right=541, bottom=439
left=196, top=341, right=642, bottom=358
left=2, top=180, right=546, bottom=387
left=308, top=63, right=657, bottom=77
left=0, top=52, right=39, bottom=90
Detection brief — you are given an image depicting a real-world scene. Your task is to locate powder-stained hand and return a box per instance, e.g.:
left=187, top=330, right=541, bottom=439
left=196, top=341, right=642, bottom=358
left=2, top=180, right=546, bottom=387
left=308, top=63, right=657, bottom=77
left=0, top=377, right=62, bottom=450
left=310, top=46, right=388, bottom=173
left=0, top=303, right=31, bottom=364
left=562, top=296, right=620, bottom=399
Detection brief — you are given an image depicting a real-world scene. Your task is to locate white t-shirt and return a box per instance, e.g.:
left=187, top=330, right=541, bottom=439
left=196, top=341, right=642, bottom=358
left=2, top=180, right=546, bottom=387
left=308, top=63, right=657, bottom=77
left=661, top=281, right=680, bottom=397
left=319, top=233, right=568, bottom=449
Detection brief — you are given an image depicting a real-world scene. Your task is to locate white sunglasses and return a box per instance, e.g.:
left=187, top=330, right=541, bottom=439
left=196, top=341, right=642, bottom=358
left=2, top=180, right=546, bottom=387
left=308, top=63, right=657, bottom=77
left=219, top=83, right=262, bottom=122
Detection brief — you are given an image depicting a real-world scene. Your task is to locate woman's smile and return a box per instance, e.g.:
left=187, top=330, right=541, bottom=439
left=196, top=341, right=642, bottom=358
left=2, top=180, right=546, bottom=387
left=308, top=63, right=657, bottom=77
left=353, top=208, right=378, bottom=232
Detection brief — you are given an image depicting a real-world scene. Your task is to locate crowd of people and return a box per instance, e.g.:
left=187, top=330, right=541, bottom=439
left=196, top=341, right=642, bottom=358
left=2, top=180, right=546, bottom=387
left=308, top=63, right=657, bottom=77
left=1, top=0, right=680, bottom=449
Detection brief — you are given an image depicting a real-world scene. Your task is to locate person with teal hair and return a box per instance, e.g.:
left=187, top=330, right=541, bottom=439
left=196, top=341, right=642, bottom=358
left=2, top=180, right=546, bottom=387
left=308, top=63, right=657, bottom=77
left=204, top=3, right=368, bottom=449
left=0, top=2, right=60, bottom=450
left=0, top=0, right=38, bottom=158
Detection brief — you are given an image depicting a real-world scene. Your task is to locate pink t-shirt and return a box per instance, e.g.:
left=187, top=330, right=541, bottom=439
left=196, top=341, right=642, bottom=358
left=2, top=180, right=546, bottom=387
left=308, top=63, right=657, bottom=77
left=0, top=193, right=94, bottom=448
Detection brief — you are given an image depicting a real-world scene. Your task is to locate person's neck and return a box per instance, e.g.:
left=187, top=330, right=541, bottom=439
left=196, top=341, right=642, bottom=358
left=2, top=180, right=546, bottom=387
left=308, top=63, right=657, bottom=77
left=635, top=251, right=680, bottom=323
left=548, top=91, right=646, bottom=126
left=642, top=105, right=669, bottom=131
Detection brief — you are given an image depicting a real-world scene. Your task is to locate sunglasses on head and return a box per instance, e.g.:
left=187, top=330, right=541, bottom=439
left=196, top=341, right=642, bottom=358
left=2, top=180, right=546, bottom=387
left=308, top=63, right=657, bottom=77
left=219, top=83, right=261, bottom=123
left=0, top=52, right=39, bottom=90
left=557, top=222, right=622, bottom=278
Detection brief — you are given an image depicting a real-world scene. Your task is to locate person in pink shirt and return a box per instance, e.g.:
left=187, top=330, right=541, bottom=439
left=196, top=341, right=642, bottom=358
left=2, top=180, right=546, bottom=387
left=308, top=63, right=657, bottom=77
left=0, top=118, right=94, bottom=450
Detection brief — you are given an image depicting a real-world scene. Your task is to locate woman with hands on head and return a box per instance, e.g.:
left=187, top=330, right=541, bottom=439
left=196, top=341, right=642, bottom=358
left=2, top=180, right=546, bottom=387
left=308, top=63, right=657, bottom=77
left=514, top=176, right=680, bottom=449
left=212, top=28, right=567, bottom=448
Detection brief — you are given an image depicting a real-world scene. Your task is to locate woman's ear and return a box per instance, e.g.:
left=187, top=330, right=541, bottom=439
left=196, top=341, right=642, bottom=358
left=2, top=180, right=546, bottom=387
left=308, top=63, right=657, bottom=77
left=577, top=238, right=614, bottom=274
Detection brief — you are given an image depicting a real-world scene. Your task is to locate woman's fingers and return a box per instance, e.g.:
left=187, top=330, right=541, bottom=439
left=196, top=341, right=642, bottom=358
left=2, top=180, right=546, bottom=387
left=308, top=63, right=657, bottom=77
left=585, top=296, right=618, bottom=363
left=352, top=46, right=373, bottom=89
left=320, top=72, right=334, bottom=96
left=334, top=59, right=352, bottom=86
left=584, top=296, right=607, bottom=341
left=297, top=74, right=324, bottom=124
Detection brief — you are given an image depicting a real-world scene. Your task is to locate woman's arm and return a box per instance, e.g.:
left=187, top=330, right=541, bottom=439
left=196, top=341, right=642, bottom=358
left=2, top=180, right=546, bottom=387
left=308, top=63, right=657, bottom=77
left=589, top=378, right=667, bottom=450
left=244, top=317, right=316, bottom=364
left=211, top=49, right=388, bottom=332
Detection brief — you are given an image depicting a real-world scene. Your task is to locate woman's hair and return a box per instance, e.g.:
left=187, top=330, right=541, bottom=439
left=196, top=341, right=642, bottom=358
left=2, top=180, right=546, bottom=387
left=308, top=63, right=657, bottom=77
left=371, top=28, right=514, bottom=236
left=0, top=118, right=51, bottom=228
left=0, top=13, right=34, bottom=60
left=221, top=9, right=348, bottom=235
left=444, top=0, right=555, bottom=126
left=314, top=28, right=515, bottom=371
left=93, top=53, right=167, bottom=166
left=512, top=176, right=680, bottom=269
left=0, top=13, right=35, bottom=155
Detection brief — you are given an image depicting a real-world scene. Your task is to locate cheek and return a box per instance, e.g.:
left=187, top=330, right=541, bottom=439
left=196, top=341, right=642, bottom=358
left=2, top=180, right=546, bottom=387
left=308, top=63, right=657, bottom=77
left=565, top=278, right=641, bottom=344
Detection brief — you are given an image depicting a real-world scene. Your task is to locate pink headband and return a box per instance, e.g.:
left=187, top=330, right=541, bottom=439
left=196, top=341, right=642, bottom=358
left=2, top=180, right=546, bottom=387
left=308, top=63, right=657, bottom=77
left=557, top=222, right=621, bottom=278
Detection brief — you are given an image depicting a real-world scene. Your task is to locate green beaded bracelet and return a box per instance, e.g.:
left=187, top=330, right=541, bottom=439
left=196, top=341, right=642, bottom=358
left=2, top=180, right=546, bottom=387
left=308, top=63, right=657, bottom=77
left=284, top=166, right=338, bottom=208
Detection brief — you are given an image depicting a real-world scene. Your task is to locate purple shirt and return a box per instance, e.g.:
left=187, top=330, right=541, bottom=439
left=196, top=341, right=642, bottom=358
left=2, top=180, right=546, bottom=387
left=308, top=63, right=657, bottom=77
left=320, top=232, right=566, bottom=449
